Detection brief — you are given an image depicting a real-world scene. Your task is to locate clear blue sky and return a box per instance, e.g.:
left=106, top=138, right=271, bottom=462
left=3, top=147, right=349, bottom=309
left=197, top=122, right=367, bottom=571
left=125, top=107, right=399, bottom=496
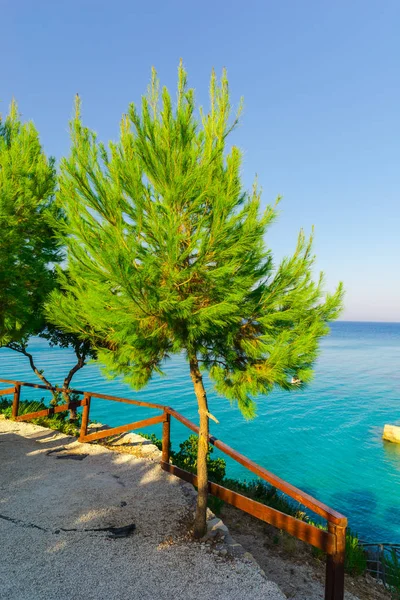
left=3, top=0, right=399, bottom=321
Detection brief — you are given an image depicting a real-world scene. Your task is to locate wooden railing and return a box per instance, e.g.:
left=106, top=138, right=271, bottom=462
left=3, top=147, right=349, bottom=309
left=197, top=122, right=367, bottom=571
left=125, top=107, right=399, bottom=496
left=0, top=378, right=347, bottom=600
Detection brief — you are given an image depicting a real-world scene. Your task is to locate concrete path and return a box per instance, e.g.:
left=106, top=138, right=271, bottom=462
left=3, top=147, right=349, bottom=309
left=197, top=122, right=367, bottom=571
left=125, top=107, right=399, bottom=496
left=0, top=419, right=286, bottom=600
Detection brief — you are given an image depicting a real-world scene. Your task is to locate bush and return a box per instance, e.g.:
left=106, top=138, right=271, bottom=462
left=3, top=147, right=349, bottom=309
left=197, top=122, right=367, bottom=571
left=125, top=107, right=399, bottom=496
left=138, top=432, right=227, bottom=484
left=225, top=478, right=304, bottom=518
left=137, top=432, right=163, bottom=451
left=0, top=396, right=81, bottom=436
left=0, top=397, right=11, bottom=412
left=171, top=434, right=226, bottom=484
left=382, top=549, right=400, bottom=598
left=0, top=397, right=48, bottom=418
left=345, top=530, right=367, bottom=576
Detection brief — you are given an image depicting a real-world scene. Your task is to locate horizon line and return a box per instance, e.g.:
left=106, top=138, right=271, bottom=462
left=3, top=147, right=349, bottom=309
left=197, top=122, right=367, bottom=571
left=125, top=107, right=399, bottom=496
left=336, top=319, right=400, bottom=324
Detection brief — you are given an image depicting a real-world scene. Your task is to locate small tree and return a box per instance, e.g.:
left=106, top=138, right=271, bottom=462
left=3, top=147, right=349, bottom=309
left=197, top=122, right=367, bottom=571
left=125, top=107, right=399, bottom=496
left=0, top=100, right=61, bottom=346
left=48, top=64, right=343, bottom=537
left=0, top=102, right=93, bottom=411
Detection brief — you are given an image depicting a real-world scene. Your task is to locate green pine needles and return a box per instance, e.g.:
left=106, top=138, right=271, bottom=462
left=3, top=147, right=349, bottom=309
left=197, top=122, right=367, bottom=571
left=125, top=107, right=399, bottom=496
left=47, top=63, right=343, bottom=536
left=0, top=100, right=61, bottom=345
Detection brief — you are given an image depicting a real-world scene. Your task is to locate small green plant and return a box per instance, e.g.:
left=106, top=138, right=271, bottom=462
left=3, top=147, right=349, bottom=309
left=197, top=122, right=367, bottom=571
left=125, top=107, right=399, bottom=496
left=136, top=432, right=163, bottom=451
left=207, top=495, right=225, bottom=516
left=344, top=529, right=367, bottom=576
left=0, top=398, right=48, bottom=418
left=171, top=435, right=226, bottom=485
left=311, top=527, right=366, bottom=574
left=0, top=397, right=81, bottom=436
left=0, top=397, right=10, bottom=412
left=137, top=431, right=227, bottom=503
left=222, top=477, right=304, bottom=519
left=382, top=549, right=400, bottom=598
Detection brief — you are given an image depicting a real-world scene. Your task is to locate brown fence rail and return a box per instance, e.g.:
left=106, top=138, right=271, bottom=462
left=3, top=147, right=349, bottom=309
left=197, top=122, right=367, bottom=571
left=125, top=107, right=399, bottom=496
left=0, top=377, right=348, bottom=600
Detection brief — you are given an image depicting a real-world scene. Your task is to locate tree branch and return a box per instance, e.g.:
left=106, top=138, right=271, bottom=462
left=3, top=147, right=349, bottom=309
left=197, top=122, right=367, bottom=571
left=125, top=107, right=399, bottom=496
left=6, top=343, right=54, bottom=393
left=197, top=358, right=228, bottom=369
left=62, top=353, right=86, bottom=396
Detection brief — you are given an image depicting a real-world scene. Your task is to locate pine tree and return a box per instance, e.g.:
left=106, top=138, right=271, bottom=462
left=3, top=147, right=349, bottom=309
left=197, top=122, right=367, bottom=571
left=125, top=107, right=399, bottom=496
left=0, top=100, right=61, bottom=345
left=0, top=102, right=92, bottom=409
left=48, top=64, right=343, bottom=537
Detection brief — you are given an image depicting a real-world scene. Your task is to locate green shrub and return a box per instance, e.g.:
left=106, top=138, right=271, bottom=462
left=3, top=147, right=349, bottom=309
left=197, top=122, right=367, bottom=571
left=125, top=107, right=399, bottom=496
left=383, top=549, right=400, bottom=598
left=0, top=398, right=47, bottom=418
left=171, top=434, right=226, bottom=484
left=206, top=495, right=225, bottom=515
left=0, top=397, right=11, bottom=412
left=344, top=529, right=367, bottom=576
left=222, top=477, right=304, bottom=519
left=137, top=431, right=226, bottom=484
left=137, top=432, right=163, bottom=451
left=0, top=396, right=81, bottom=436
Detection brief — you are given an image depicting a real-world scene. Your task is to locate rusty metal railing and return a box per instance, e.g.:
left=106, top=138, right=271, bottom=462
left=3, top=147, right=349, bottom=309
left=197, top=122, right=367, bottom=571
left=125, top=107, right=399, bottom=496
left=0, top=377, right=348, bottom=600
left=359, top=541, right=400, bottom=592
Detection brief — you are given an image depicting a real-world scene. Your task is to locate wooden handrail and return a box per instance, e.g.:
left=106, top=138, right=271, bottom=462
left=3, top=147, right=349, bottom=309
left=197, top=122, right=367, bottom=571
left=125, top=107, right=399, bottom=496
left=167, top=407, right=346, bottom=526
left=0, top=378, right=166, bottom=410
left=15, top=399, right=87, bottom=421
left=0, top=377, right=347, bottom=524
left=1, top=377, right=347, bottom=599
left=80, top=414, right=165, bottom=443
left=0, top=387, right=16, bottom=396
left=161, top=461, right=337, bottom=554
left=0, top=377, right=347, bottom=522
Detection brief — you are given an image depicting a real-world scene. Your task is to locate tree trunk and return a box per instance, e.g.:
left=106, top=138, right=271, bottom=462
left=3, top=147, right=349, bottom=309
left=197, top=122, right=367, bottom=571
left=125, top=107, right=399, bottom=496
left=62, top=355, right=85, bottom=420
left=189, top=356, right=209, bottom=538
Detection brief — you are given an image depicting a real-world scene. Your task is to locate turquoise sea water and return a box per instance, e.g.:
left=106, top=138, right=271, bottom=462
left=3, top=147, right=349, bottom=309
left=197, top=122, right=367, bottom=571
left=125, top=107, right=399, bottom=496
left=1, top=321, right=400, bottom=542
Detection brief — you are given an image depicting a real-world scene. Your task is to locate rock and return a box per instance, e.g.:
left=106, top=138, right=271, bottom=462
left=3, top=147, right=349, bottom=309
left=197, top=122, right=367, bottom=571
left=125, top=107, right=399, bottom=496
left=201, top=517, right=230, bottom=541
left=207, top=517, right=223, bottom=531
left=87, top=422, right=108, bottom=432
left=206, top=508, right=214, bottom=520
left=243, top=551, right=257, bottom=563
left=229, top=543, right=244, bottom=557
left=106, top=432, right=160, bottom=457
left=383, top=424, right=400, bottom=444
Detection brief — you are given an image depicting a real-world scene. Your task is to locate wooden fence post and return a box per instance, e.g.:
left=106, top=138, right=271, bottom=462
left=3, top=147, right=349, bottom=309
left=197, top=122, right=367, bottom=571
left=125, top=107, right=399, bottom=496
left=11, top=384, right=21, bottom=419
left=79, top=393, right=91, bottom=442
left=162, top=411, right=171, bottom=463
left=325, top=523, right=346, bottom=600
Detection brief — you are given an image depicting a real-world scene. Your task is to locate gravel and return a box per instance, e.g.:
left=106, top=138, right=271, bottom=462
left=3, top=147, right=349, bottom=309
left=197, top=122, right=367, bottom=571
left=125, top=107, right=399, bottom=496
left=0, top=419, right=286, bottom=600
